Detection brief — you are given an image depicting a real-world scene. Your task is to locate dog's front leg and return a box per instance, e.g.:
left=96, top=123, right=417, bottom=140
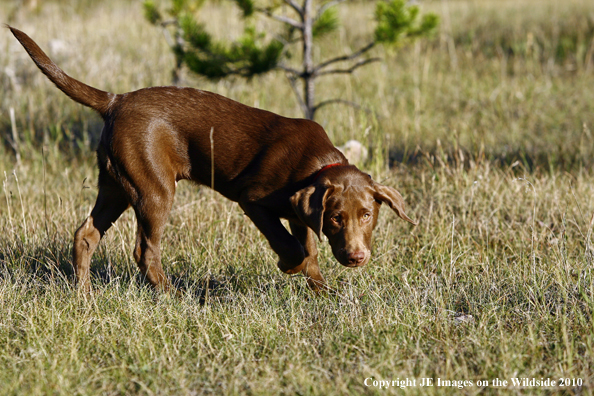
left=289, top=222, right=327, bottom=291
left=239, top=202, right=306, bottom=273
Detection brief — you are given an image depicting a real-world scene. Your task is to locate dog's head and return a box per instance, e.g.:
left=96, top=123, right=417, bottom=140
left=290, top=165, right=416, bottom=267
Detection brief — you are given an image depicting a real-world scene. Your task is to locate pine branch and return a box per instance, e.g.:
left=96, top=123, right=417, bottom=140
left=314, top=41, right=376, bottom=72
left=257, top=8, right=304, bottom=29
left=313, top=99, right=377, bottom=118
left=158, top=19, right=178, bottom=27
left=315, top=0, right=346, bottom=22
left=312, top=99, right=361, bottom=117
left=312, top=7, right=338, bottom=38
left=282, top=0, right=304, bottom=17
left=276, top=64, right=302, bottom=76
left=316, top=57, right=381, bottom=76
left=234, top=0, right=255, bottom=17
left=157, top=23, right=177, bottom=49
left=286, top=74, right=307, bottom=115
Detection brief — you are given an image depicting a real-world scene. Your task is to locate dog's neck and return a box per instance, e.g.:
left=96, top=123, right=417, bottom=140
left=314, top=163, right=344, bottom=180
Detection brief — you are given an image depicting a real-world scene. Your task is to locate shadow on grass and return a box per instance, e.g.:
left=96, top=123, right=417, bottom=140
left=0, top=241, right=303, bottom=303
left=168, top=264, right=308, bottom=304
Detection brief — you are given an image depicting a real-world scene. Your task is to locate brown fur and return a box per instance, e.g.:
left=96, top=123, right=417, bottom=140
left=8, top=26, right=416, bottom=292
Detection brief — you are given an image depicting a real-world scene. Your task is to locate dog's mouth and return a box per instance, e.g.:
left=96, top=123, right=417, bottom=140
left=342, top=261, right=367, bottom=268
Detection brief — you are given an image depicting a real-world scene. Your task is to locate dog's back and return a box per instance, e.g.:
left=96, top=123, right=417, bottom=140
left=102, top=85, right=341, bottom=201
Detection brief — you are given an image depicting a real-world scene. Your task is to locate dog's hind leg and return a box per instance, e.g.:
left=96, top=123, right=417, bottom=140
left=131, top=186, right=175, bottom=293
left=73, top=182, right=130, bottom=293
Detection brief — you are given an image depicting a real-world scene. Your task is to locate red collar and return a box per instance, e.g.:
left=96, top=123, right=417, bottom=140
left=314, top=163, right=343, bottom=180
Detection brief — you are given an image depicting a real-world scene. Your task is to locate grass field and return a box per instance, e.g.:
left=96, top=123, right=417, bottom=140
left=1, top=0, right=594, bottom=394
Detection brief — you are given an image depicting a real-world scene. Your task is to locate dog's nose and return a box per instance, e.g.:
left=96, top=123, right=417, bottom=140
left=347, top=251, right=366, bottom=265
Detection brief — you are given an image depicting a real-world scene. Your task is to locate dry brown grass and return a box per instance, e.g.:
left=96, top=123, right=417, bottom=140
left=1, top=0, right=593, bottom=394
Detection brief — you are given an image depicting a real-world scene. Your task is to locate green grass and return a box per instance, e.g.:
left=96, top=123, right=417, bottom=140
left=1, top=0, right=594, bottom=394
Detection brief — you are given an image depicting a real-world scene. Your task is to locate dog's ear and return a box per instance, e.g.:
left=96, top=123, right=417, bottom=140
left=373, top=183, right=417, bottom=225
left=290, top=183, right=335, bottom=239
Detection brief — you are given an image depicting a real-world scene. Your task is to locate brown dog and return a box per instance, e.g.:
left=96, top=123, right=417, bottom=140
left=9, top=26, right=416, bottom=292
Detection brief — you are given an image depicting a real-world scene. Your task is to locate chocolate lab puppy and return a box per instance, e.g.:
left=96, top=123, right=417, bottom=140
left=8, top=26, right=416, bottom=292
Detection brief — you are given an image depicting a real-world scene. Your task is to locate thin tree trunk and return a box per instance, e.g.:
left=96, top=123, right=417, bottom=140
left=302, top=0, right=315, bottom=119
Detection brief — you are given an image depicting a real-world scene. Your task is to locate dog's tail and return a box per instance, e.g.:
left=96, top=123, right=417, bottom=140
left=7, top=26, right=114, bottom=117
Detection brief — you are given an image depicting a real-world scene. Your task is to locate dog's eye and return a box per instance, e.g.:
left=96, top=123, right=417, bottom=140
left=331, top=214, right=342, bottom=224
left=362, top=213, right=372, bottom=221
